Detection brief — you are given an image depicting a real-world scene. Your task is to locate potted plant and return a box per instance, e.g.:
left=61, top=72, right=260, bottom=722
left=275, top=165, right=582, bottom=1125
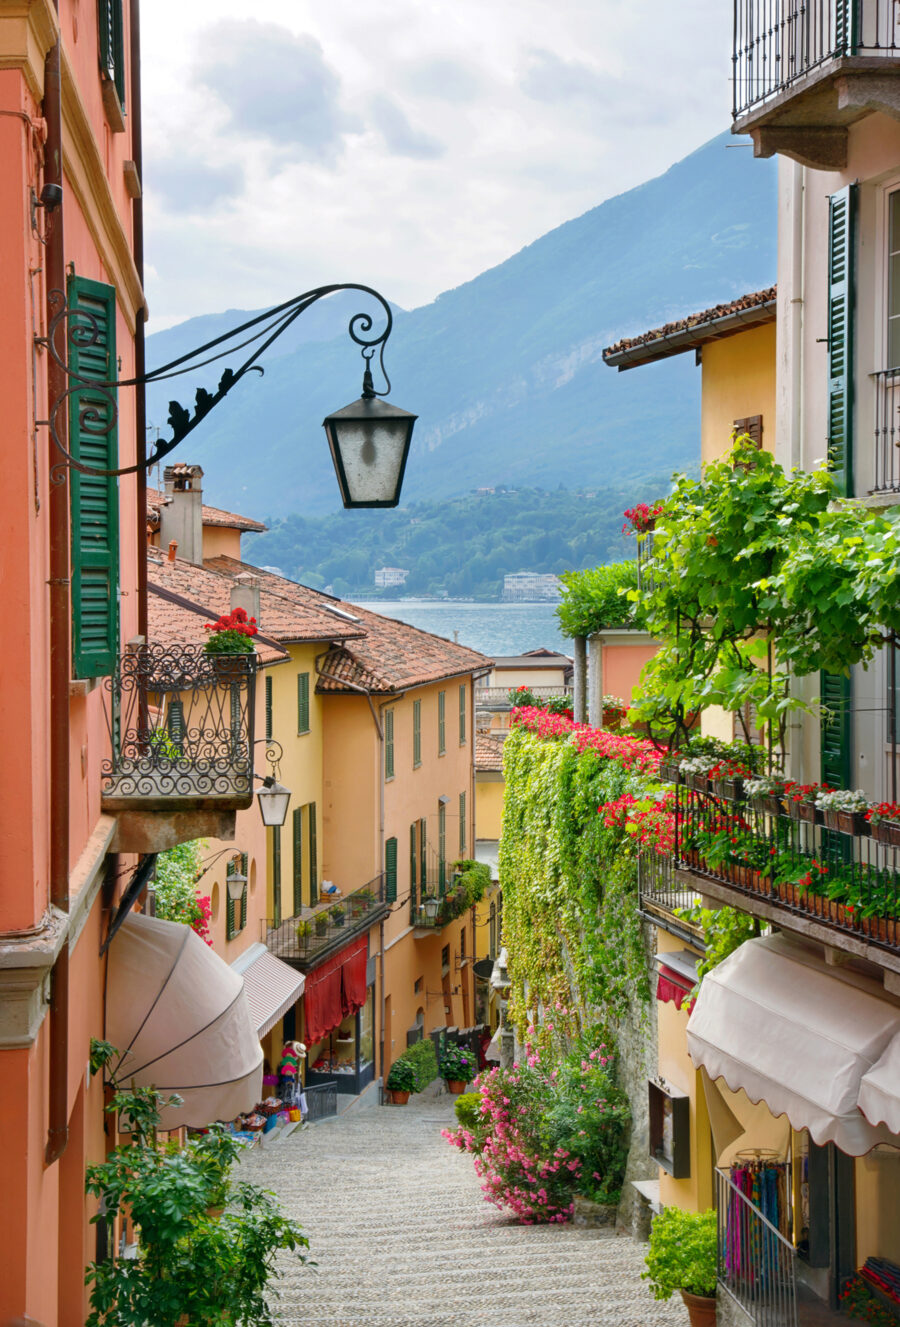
left=295, top=920, right=311, bottom=945
left=679, top=754, right=717, bottom=794
left=202, top=607, right=258, bottom=680
left=329, top=903, right=345, bottom=927
left=816, top=788, right=870, bottom=836
left=643, top=1206, right=717, bottom=1326
left=314, top=912, right=329, bottom=936
left=868, top=802, right=900, bottom=848
left=744, top=774, right=788, bottom=818
left=785, top=782, right=825, bottom=824
left=350, top=887, right=375, bottom=918
left=385, top=1058, right=416, bottom=1105
left=440, top=1041, right=476, bottom=1094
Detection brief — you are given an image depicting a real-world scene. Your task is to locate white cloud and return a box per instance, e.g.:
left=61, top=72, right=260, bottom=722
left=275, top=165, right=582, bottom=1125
left=139, top=0, right=733, bottom=330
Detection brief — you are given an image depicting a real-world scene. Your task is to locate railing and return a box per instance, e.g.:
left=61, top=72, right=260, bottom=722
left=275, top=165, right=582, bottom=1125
left=673, top=777, right=900, bottom=953
left=263, top=875, right=385, bottom=965
left=638, top=847, right=700, bottom=917
left=872, top=368, right=900, bottom=494
left=304, top=1080, right=338, bottom=1122
left=636, top=530, right=656, bottom=595
left=716, top=1168, right=798, bottom=1327
left=475, top=685, right=573, bottom=706
left=410, top=861, right=477, bottom=930
left=733, top=0, right=900, bottom=119
left=101, top=643, right=256, bottom=810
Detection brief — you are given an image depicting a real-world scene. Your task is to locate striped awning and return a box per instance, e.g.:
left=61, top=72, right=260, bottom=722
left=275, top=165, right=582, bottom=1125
left=232, top=944, right=305, bottom=1039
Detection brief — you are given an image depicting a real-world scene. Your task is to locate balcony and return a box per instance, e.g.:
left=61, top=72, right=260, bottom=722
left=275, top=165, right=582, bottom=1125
left=263, top=875, right=388, bottom=970
left=733, top=0, right=900, bottom=168
left=671, top=777, right=900, bottom=965
left=474, top=684, right=573, bottom=710
left=872, top=368, right=900, bottom=495
left=101, top=643, right=257, bottom=852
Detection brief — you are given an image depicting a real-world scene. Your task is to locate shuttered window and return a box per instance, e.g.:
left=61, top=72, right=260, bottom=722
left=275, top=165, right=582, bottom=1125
left=265, top=675, right=273, bottom=742
left=438, top=691, right=446, bottom=755
left=97, top=0, right=126, bottom=111
left=413, top=699, right=422, bottom=767
left=292, top=807, right=303, bottom=914
left=438, top=802, right=446, bottom=893
left=68, top=275, right=119, bottom=679
left=827, top=184, right=857, bottom=497
left=409, top=823, right=418, bottom=920
left=820, top=672, right=852, bottom=790
left=297, top=672, right=310, bottom=734
left=459, top=684, right=467, bottom=744
left=733, top=415, right=763, bottom=448
left=385, top=836, right=398, bottom=903
left=459, top=790, right=466, bottom=855
left=419, top=818, right=427, bottom=894
left=308, top=804, right=318, bottom=907
left=384, top=709, right=394, bottom=779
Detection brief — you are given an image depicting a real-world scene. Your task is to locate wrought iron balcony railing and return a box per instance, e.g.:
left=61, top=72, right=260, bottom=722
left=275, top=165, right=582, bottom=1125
left=101, top=643, right=256, bottom=811
left=716, top=1167, right=798, bottom=1327
left=872, top=368, right=900, bottom=494
left=673, top=776, right=900, bottom=954
left=635, top=530, right=656, bottom=595
left=733, top=0, right=900, bottom=120
left=263, top=874, right=386, bottom=967
left=474, top=685, right=573, bottom=707
left=638, top=847, right=701, bottom=920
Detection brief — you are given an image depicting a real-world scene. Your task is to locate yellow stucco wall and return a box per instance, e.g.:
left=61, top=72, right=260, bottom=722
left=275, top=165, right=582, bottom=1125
left=476, top=776, right=504, bottom=841
left=700, top=321, right=777, bottom=465
left=201, top=526, right=243, bottom=562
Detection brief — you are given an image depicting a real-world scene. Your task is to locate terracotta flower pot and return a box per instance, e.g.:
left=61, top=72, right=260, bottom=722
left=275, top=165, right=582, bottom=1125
left=446, top=1079, right=466, bottom=1094
left=680, top=1290, right=717, bottom=1326
left=205, top=1205, right=225, bottom=1221
left=390, top=1089, right=410, bottom=1105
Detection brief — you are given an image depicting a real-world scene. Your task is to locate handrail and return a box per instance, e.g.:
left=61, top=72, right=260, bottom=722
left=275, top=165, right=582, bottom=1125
left=716, top=1167, right=798, bottom=1326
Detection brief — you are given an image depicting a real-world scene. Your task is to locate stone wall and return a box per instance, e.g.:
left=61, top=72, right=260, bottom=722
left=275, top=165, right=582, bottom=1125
left=614, top=916, right=660, bottom=1231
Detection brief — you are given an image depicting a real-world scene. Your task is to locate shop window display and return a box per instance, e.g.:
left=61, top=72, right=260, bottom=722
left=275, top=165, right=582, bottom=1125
left=306, top=987, right=375, bottom=1094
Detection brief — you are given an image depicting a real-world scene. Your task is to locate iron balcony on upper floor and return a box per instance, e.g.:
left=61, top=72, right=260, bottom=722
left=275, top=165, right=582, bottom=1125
left=262, top=874, right=389, bottom=971
left=733, top=0, right=900, bottom=168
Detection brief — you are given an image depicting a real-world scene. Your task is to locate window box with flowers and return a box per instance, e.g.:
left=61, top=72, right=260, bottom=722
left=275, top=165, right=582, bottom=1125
left=868, top=803, right=900, bottom=848
left=815, top=788, right=871, bottom=837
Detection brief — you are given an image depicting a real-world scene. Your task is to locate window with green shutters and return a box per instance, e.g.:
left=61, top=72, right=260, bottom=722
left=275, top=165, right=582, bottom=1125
left=419, top=818, right=427, bottom=895
left=827, top=184, right=857, bottom=497
left=409, top=823, right=418, bottom=921
left=308, top=804, right=318, bottom=907
left=68, top=275, right=119, bottom=679
left=821, top=671, right=852, bottom=789
left=438, top=690, right=446, bottom=754
left=385, top=836, right=398, bottom=903
left=297, top=672, right=310, bottom=734
left=459, top=790, right=466, bottom=855
left=265, top=675, right=273, bottom=742
left=384, top=709, right=394, bottom=780
left=438, top=802, right=446, bottom=893
left=98, top=0, right=126, bottom=112
left=459, top=684, right=467, bottom=744
left=413, top=699, right=422, bottom=767
left=292, top=807, right=303, bottom=914
left=272, top=825, right=281, bottom=926
left=226, top=853, right=248, bottom=940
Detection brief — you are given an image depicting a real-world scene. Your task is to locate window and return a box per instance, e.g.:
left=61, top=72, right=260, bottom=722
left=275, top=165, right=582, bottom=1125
left=308, top=804, right=318, bottom=907
left=98, top=0, right=126, bottom=130
left=226, top=853, right=248, bottom=940
left=438, top=802, right=446, bottom=892
left=889, top=190, right=900, bottom=369
left=733, top=415, right=763, bottom=448
left=460, top=927, right=466, bottom=959
left=272, top=826, right=281, bottom=926
left=441, top=944, right=450, bottom=972
left=413, top=699, right=422, bottom=767
left=419, top=818, right=427, bottom=895
left=459, top=791, right=467, bottom=855
left=414, top=976, right=423, bottom=994
left=384, top=709, right=394, bottom=780
left=265, top=675, right=273, bottom=742
left=459, top=684, right=467, bottom=744
left=385, top=837, right=398, bottom=903
left=292, top=807, right=303, bottom=914
left=888, top=641, right=899, bottom=798
left=297, top=672, right=310, bottom=734
left=438, top=690, right=446, bottom=755
left=68, top=276, right=119, bottom=679
left=409, top=823, right=418, bottom=919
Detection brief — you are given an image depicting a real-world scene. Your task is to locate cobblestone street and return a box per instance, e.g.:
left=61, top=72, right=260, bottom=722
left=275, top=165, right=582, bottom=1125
left=239, top=1092, right=690, bottom=1327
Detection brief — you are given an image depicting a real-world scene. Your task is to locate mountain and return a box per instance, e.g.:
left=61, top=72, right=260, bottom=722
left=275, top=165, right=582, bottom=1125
left=145, top=131, right=776, bottom=519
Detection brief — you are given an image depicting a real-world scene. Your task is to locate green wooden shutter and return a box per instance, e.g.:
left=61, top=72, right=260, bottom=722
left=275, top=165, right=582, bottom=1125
left=272, top=825, right=281, bottom=925
left=821, top=671, right=852, bottom=789
left=420, top=818, right=427, bottom=893
left=459, top=790, right=466, bottom=855
left=438, top=803, right=446, bottom=893
left=308, top=804, right=318, bottom=907
left=413, top=699, right=422, bottom=766
left=98, top=0, right=126, bottom=108
left=226, top=888, right=235, bottom=940
left=409, top=823, right=417, bottom=920
left=292, top=807, right=304, bottom=914
left=438, top=691, right=446, bottom=754
left=68, top=275, right=119, bottom=679
left=385, top=836, right=398, bottom=903
left=827, top=184, right=857, bottom=497
left=384, top=709, right=394, bottom=779
left=459, top=684, right=467, bottom=744
left=265, top=674, right=273, bottom=742
left=167, top=700, right=184, bottom=753
left=297, top=672, right=310, bottom=733
left=240, top=852, right=248, bottom=931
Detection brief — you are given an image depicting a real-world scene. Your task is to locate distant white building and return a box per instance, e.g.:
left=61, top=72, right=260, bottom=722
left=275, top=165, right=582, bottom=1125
left=374, top=566, right=410, bottom=589
left=501, top=572, right=562, bottom=602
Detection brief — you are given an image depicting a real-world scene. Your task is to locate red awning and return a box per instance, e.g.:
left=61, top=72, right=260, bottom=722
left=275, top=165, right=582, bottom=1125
left=657, top=964, right=694, bottom=1012
left=304, top=936, right=369, bottom=1044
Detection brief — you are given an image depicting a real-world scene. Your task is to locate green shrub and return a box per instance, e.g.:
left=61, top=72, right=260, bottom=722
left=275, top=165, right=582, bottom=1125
left=557, top=561, right=638, bottom=638
left=454, top=1092, right=481, bottom=1130
left=440, top=1041, right=477, bottom=1083
left=390, top=1038, right=438, bottom=1093
left=385, top=1059, right=416, bottom=1092
left=643, top=1206, right=717, bottom=1300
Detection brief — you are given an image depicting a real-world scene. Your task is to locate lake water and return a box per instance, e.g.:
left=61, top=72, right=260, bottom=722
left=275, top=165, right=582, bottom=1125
left=347, top=598, right=573, bottom=659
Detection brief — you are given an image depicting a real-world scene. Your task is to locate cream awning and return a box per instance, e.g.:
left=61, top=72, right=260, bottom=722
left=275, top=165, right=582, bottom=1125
left=686, top=933, right=900, bottom=1156
left=231, top=942, right=305, bottom=1039
left=860, top=1033, right=900, bottom=1134
left=107, top=912, right=263, bottom=1130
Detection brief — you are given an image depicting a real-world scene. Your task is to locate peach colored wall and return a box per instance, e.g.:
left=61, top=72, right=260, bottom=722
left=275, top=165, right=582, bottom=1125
left=321, top=693, right=381, bottom=894
left=700, top=322, right=777, bottom=466
left=602, top=642, right=658, bottom=705
left=202, top=526, right=243, bottom=562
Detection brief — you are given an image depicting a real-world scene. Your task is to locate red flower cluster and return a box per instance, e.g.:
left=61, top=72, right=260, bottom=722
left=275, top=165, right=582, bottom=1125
left=203, top=606, right=258, bottom=638
left=598, top=792, right=676, bottom=851
left=783, top=781, right=831, bottom=803
left=708, top=758, right=754, bottom=780
left=510, top=705, right=662, bottom=774
left=622, top=501, right=665, bottom=535
left=866, top=801, right=900, bottom=823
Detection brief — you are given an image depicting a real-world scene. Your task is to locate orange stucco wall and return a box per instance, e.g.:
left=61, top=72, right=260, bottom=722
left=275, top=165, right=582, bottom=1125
left=602, top=641, right=658, bottom=706
left=201, top=525, right=244, bottom=562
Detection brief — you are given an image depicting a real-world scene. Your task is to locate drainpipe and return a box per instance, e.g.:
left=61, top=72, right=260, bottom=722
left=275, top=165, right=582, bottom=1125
left=44, top=18, right=70, bottom=1167
left=130, top=0, right=147, bottom=636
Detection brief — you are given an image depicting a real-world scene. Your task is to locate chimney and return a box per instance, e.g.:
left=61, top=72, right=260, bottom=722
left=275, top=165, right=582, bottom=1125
left=230, top=572, right=261, bottom=626
left=159, top=463, right=204, bottom=565
left=167, top=539, right=178, bottom=562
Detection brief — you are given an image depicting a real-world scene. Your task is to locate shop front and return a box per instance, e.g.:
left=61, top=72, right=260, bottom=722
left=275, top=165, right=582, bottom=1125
left=303, top=936, right=375, bottom=1095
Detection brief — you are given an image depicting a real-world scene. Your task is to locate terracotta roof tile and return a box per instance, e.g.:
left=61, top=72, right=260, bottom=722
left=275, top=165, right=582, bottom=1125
left=147, top=487, right=267, bottom=533
left=475, top=732, right=506, bottom=773
left=147, top=584, right=288, bottom=665
left=204, top=556, right=493, bottom=693
left=602, top=286, right=777, bottom=368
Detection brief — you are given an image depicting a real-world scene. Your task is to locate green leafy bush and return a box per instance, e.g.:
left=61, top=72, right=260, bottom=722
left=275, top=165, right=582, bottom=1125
left=385, top=1059, right=416, bottom=1092
left=153, top=840, right=212, bottom=945
left=391, top=1037, right=438, bottom=1093
left=440, top=1041, right=477, bottom=1083
left=454, top=1092, right=482, bottom=1130
left=557, top=561, right=638, bottom=638
left=541, top=1034, right=631, bottom=1205
left=643, top=1206, right=717, bottom=1300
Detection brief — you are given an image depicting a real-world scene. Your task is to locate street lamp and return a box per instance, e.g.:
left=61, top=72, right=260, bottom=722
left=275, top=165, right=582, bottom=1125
left=45, top=283, right=417, bottom=508
left=226, top=860, right=248, bottom=902
left=423, top=895, right=440, bottom=923
left=254, top=740, right=291, bottom=828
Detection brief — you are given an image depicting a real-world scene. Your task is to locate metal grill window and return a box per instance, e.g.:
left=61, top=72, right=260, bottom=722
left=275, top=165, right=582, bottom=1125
left=890, top=191, right=900, bottom=370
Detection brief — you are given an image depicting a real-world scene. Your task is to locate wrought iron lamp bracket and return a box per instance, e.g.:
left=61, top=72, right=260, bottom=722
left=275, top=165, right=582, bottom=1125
left=44, top=282, right=395, bottom=484
left=254, top=737, right=285, bottom=784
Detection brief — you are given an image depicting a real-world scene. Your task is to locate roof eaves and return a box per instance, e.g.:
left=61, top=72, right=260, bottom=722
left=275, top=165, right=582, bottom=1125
left=147, top=582, right=290, bottom=665
left=602, top=290, right=777, bottom=372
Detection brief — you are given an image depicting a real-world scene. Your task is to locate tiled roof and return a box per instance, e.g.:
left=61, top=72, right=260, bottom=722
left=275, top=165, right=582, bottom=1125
left=203, top=556, right=493, bottom=694
left=147, top=487, right=267, bottom=533
left=475, top=732, right=506, bottom=773
left=147, top=554, right=362, bottom=644
left=602, top=286, right=777, bottom=370
left=147, top=583, right=288, bottom=665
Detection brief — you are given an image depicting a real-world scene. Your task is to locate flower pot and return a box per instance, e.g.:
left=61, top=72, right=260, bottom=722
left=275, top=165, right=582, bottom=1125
left=446, top=1079, right=466, bottom=1094
left=390, top=1089, right=410, bottom=1105
left=872, top=820, right=900, bottom=848
left=680, top=1290, right=717, bottom=1327
left=788, top=800, right=818, bottom=824
left=658, top=761, right=681, bottom=784
left=206, top=1205, right=225, bottom=1221
left=314, top=920, right=328, bottom=936
left=688, top=774, right=711, bottom=794
left=824, top=809, right=867, bottom=836
left=712, top=777, right=743, bottom=801
left=756, top=795, right=785, bottom=818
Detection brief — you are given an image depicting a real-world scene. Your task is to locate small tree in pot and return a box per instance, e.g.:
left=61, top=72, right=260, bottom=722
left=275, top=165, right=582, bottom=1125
left=385, top=1058, right=416, bottom=1105
left=643, top=1206, right=717, bottom=1326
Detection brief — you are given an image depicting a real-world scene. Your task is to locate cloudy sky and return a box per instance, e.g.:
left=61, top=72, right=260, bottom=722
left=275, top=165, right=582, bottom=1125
left=140, top=0, right=733, bottom=331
